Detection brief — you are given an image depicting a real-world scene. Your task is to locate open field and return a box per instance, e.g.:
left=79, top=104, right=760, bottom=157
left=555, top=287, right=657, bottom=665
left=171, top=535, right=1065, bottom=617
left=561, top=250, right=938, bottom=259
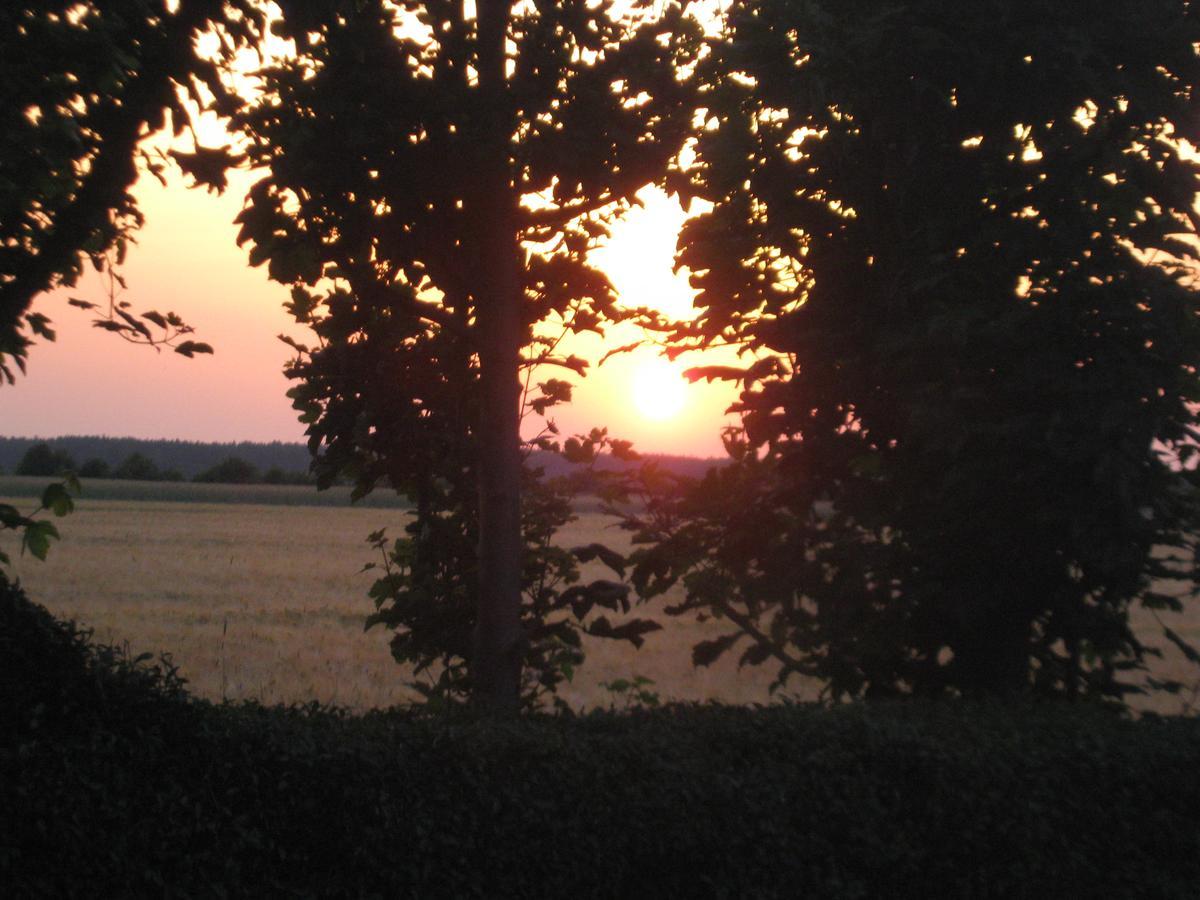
left=2, top=479, right=791, bottom=710
left=0, top=474, right=410, bottom=508
left=4, top=477, right=1199, bottom=712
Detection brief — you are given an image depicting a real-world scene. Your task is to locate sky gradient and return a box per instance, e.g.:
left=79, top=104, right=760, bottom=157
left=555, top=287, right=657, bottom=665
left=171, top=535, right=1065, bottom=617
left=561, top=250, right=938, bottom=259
left=1, top=164, right=739, bottom=458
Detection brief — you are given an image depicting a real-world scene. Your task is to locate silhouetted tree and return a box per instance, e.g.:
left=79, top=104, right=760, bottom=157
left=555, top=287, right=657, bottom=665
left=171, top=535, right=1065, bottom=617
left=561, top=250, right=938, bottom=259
left=15, top=443, right=76, bottom=478
left=229, top=1, right=697, bottom=710
left=632, top=0, right=1200, bottom=701
left=0, top=1, right=264, bottom=381
left=78, top=459, right=111, bottom=479
left=194, top=456, right=259, bottom=485
left=112, top=453, right=161, bottom=482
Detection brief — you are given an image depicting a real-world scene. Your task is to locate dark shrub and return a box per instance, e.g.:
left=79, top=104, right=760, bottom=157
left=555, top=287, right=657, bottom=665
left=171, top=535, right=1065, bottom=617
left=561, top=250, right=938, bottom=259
left=0, top=573, right=187, bottom=743
left=111, top=452, right=162, bottom=482
left=14, top=442, right=76, bottom=477
left=194, top=456, right=260, bottom=484
left=78, top=458, right=110, bottom=478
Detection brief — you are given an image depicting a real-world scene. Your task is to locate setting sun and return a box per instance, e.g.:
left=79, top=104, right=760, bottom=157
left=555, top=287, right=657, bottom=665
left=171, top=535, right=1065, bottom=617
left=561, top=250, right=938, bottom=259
left=632, top=357, right=688, bottom=421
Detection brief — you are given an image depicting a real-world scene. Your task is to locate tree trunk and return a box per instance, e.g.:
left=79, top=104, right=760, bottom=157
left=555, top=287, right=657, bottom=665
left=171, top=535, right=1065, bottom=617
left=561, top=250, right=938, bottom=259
left=471, top=0, right=523, bottom=713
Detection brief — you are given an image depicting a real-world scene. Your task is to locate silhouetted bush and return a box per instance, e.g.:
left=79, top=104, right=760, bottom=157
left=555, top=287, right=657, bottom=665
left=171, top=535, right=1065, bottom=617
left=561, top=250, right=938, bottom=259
left=3, top=580, right=1198, bottom=900
left=262, top=465, right=315, bottom=485
left=194, top=456, right=260, bottom=484
left=14, top=442, right=76, bottom=477
left=0, top=574, right=188, bottom=743
left=111, top=452, right=162, bottom=481
left=78, top=458, right=110, bottom=478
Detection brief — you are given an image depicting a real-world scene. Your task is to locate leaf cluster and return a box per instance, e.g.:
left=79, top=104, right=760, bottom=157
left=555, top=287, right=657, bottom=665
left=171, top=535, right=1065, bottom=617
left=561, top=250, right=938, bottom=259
left=651, top=0, right=1200, bottom=700
left=229, top=1, right=702, bottom=704
left=0, top=1, right=264, bottom=380
left=362, top=428, right=659, bottom=709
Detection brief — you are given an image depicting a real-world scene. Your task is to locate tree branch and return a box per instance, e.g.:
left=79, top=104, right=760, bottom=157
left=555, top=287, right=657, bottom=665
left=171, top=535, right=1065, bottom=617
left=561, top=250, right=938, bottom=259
left=0, top=0, right=231, bottom=346
left=710, top=593, right=814, bottom=683
left=519, top=192, right=621, bottom=230
left=344, top=270, right=464, bottom=335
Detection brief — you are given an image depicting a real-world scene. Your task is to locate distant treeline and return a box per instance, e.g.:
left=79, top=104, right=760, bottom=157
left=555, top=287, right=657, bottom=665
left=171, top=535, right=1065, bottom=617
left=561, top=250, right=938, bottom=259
left=0, top=436, right=311, bottom=480
left=0, top=435, right=721, bottom=485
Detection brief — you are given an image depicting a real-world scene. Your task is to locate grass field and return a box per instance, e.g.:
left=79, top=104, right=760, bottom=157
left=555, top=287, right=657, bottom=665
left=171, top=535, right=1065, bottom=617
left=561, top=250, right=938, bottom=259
left=4, top=475, right=1198, bottom=713
left=1, top=476, right=789, bottom=710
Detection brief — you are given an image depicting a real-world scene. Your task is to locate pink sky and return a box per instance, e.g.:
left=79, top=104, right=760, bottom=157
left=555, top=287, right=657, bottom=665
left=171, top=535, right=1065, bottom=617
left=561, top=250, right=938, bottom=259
left=1, top=169, right=739, bottom=458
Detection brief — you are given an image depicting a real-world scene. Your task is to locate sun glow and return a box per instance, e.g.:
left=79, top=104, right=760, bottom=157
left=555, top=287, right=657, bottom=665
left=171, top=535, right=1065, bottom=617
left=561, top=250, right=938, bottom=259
left=632, top=357, right=688, bottom=421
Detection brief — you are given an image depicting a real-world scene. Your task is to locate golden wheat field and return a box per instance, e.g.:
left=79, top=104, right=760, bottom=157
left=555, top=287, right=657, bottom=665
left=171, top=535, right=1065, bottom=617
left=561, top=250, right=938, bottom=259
left=1, top=480, right=795, bottom=710
left=4, top=477, right=1198, bottom=713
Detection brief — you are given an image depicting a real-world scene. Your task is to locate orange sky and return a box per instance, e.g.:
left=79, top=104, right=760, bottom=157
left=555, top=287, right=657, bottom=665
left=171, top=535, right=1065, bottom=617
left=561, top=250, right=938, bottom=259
left=0, top=166, right=739, bottom=458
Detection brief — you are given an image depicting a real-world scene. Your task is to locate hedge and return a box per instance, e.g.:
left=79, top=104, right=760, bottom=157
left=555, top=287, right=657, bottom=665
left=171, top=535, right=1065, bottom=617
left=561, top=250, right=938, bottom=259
left=3, top=576, right=1199, bottom=897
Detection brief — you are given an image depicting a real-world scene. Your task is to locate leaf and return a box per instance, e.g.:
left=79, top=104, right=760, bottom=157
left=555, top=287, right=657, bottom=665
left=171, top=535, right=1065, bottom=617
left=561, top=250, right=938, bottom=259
left=561, top=580, right=630, bottom=619
left=683, top=365, right=746, bottom=383
left=116, top=307, right=152, bottom=338
left=599, top=342, right=641, bottom=365
left=40, top=483, right=74, bottom=517
left=25, top=313, right=55, bottom=341
left=0, top=503, right=32, bottom=529
left=141, top=310, right=168, bottom=329
left=608, top=439, right=640, bottom=462
left=68, top=298, right=98, bottom=311
left=278, top=334, right=311, bottom=355
left=562, top=436, right=595, bottom=465
left=692, top=632, right=742, bottom=667
left=738, top=641, right=772, bottom=668
left=174, top=341, right=214, bottom=358
left=572, top=543, right=627, bottom=577
left=586, top=616, right=662, bottom=648
left=1163, top=626, right=1200, bottom=665
left=170, top=144, right=244, bottom=193
left=22, top=521, right=60, bottom=561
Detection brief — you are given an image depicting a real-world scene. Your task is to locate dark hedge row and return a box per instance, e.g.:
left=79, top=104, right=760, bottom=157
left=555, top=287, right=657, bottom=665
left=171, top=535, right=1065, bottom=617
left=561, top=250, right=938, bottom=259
left=3, top=577, right=1200, bottom=898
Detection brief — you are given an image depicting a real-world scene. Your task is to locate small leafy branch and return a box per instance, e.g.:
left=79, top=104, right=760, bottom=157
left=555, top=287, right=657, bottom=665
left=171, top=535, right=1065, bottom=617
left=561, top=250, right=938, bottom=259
left=599, top=674, right=661, bottom=710
left=67, top=254, right=212, bottom=357
left=360, top=426, right=662, bottom=710
left=0, top=473, right=81, bottom=568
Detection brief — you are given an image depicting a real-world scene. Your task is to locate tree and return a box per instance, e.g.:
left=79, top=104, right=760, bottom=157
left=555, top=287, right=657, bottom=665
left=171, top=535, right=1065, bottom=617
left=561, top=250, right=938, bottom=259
left=194, top=456, right=258, bottom=484
left=0, top=3, right=264, bottom=568
left=15, top=443, right=76, bottom=477
left=112, top=452, right=161, bottom=482
left=635, top=0, right=1200, bottom=701
left=226, top=1, right=698, bottom=710
left=0, top=1, right=263, bottom=382
left=79, top=458, right=111, bottom=479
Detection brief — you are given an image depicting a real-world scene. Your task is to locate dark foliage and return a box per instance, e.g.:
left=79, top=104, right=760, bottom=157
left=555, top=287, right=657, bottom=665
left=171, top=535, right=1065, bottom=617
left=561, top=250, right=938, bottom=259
left=227, top=1, right=702, bottom=708
left=14, top=441, right=75, bottom=477
left=1, top=585, right=1198, bottom=897
left=635, top=0, right=1200, bottom=701
left=0, top=435, right=314, bottom=479
left=364, top=429, right=661, bottom=709
left=193, top=455, right=260, bottom=485
left=78, top=457, right=110, bottom=479
left=0, top=572, right=187, bottom=742
left=110, top=451, right=162, bottom=482
left=0, top=1, right=264, bottom=380
left=0, top=434, right=717, bottom=484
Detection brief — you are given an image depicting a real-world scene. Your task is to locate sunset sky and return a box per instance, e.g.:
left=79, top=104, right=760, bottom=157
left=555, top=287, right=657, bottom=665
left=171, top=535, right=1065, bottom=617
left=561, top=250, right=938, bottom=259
left=2, top=3, right=746, bottom=459
left=0, top=165, right=740, bottom=458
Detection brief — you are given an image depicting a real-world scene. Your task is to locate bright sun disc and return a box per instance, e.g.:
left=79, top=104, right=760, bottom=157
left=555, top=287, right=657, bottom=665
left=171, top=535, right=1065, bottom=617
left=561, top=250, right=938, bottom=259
left=632, top=358, right=687, bottom=421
